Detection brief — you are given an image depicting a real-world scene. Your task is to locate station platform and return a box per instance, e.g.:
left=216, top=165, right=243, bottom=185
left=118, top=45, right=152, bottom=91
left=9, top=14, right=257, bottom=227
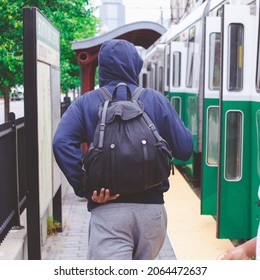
left=42, top=168, right=234, bottom=260
left=166, top=169, right=234, bottom=260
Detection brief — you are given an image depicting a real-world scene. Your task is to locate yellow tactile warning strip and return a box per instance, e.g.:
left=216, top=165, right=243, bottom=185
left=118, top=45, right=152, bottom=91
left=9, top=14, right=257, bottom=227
left=164, top=169, right=234, bottom=260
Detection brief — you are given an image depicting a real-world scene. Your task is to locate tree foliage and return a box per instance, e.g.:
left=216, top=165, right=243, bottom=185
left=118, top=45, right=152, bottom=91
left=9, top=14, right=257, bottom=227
left=0, top=0, right=99, bottom=121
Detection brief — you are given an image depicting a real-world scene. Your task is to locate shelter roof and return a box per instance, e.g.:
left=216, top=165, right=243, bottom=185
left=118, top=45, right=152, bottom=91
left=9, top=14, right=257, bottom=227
left=71, top=21, right=166, bottom=53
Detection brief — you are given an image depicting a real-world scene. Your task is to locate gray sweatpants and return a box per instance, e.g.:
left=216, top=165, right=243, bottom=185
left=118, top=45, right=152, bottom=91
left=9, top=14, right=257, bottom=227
left=87, top=203, right=167, bottom=260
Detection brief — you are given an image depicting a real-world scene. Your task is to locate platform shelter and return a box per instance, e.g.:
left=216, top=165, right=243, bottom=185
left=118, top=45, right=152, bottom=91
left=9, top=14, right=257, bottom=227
left=71, top=21, right=166, bottom=93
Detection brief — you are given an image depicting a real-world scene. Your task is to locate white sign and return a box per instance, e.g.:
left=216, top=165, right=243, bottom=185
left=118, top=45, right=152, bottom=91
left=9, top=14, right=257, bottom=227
left=36, top=11, right=60, bottom=67
left=37, top=61, right=53, bottom=215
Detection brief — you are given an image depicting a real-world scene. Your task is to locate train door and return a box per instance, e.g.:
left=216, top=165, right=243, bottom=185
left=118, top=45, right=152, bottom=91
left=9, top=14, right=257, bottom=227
left=169, top=41, right=187, bottom=119
left=153, top=45, right=166, bottom=94
left=253, top=79, right=260, bottom=238
left=217, top=4, right=257, bottom=238
left=251, top=2, right=260, bottom=239
left=169, top=41, right=188, bottom=166
left=201, top=16, right=221, bottom=215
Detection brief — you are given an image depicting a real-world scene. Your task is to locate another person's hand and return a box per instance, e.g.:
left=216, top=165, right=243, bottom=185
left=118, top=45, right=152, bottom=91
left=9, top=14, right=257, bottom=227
left=217, top=238, right=256, bottom=260
left=217, top=247, right=250, bottom=260
left=92, top=188, right=120, bottom=203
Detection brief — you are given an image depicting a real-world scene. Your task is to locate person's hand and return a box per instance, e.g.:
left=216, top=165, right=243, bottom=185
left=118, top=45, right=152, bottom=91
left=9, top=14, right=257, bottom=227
left=91, top=188, right=120, bottom=203
left=217, top=238, right=256, bottom=260
left=217, top=247, right=250, bottom=260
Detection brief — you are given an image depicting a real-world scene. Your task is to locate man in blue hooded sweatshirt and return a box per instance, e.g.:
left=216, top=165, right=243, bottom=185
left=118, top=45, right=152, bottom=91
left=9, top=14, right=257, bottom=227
left=53, top=39, right=193, bottom=260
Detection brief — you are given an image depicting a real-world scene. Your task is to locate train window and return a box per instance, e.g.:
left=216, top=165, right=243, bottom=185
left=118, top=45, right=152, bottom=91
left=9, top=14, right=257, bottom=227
left=188, top=96, right=198, bottom=134
left=142, top=73, right=147, bottom=88
left=209, top=33, right=221, bottom=90
left=150, top=68, right=154, bottom=89
left=171, top=97, right=181, bottom=116
left=207, top=107, right=219, bottom=165
left=155, top=63, right=158, bottom=91
left=257, top=57, right=260, bottom=90
left=256, top=17, right=260, bottom=91
left=228, top=24, right=244, bottom=92
left=216, top=7, right=223, bottom=17
left=167, top=54, right=170, bottom=87
left=186, top=27, right=196, bottom=88
left=172, top=52, right=181, bottom=87
left=159, top=66, right=163, bottom=93
left=225, top=111, right=243, bottom=180
left=257, top=110, right=260, bottom=177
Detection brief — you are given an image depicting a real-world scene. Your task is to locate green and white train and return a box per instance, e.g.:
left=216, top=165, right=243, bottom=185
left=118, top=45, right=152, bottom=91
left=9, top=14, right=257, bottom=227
left=139, top=0, right=260, bottom=239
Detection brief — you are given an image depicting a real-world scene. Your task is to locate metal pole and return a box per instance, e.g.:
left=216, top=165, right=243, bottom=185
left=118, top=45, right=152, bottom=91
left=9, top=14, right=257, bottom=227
left=23, top=7, right=41, bottom=260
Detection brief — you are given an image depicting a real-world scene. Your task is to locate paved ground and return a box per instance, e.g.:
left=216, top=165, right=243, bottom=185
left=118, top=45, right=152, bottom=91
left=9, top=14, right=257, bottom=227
left=41, top=186, right=176, bottom=260
left=41, top=169, right=234, bottom=260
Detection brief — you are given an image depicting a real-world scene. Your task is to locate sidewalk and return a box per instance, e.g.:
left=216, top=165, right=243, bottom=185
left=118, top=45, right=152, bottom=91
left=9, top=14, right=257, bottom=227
left=42, top=186, right=176, bottom=260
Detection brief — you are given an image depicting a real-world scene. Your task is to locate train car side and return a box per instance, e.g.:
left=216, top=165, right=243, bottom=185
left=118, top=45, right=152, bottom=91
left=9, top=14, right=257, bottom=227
left=139, top=0, right=260, bottom=239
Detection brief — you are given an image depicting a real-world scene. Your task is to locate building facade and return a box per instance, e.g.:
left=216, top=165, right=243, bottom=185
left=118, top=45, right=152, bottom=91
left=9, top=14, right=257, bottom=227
left=99, top=0, right=125, bottom=32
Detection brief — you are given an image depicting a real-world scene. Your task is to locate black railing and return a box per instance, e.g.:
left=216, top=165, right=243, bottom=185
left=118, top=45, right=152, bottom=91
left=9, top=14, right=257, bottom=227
left=0, top=113, right=26, bottom=244
left=0, top=99, right=69, bottom=246
left=61, top=96, right=71, bottom=116
left=16, top=117, right=26, bottom=213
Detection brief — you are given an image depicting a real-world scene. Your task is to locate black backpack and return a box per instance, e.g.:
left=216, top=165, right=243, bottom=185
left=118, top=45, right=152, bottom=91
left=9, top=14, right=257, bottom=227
left=82, top=83, right=173, bottom=195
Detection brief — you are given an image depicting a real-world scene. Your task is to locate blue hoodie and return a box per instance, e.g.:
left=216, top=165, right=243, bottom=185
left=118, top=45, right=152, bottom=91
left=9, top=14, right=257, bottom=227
left=53, top=39, right=193, bottom=211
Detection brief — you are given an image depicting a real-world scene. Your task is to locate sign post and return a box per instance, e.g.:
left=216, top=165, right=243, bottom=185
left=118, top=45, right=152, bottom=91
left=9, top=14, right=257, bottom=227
left=23, top=7, right=61, bottom=259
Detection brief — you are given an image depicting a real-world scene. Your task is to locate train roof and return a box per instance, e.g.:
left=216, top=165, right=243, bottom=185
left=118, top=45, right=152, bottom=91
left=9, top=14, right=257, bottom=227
left=164, top=0, right=255, bottom=43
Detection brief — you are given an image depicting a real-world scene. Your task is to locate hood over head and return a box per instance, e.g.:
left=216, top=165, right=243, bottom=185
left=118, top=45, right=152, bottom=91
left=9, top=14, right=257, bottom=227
left=98, top=39, right=143, bottom=87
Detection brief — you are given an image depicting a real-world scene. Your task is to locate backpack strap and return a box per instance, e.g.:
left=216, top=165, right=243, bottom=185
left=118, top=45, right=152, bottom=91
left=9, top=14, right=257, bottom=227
left=142, top=113, right=164, bottom=142
left=98, top=100, right=109, bottom=148
left=100, top=86, right=143, bottom=101
left=97, top=88, right=111, bottom=148
left=132, top=87, right=143, bottom=100
left=132, top=87, right=164, bottom=143
left=97, top=86, right=144, bottom=149
left=98, top=87, right=112, bottom=101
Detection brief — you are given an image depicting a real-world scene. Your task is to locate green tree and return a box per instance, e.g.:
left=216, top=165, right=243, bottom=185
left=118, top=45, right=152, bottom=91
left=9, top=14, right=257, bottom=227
left=0, top=0, right=99, bottom=122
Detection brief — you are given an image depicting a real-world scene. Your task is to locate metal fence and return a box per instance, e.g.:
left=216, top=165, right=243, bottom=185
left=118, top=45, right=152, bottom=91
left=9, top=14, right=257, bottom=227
left=61, top=97, right=71, bottom=116
left=0, top=113, right=26, bottom=244
left=0, top=99, right=70, bottom=246
left=0, top=99, right=70, bottom=245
